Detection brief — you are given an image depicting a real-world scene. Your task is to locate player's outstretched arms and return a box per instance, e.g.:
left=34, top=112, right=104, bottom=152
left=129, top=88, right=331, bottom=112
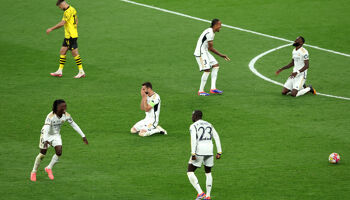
left=208, top=41, right=230, bottom=61
left=46, top=20, right=66, bottom=35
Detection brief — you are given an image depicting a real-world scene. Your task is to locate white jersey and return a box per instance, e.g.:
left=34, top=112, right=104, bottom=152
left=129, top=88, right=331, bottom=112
left=145, top=93, right=161, bottom=127
left=189, top=119, right=222, bottom=156
left=42, top=111, right=74, bottom=136
left=292, top=47, right=309, bottom=73
left=194, top=28, right=215, bottom=57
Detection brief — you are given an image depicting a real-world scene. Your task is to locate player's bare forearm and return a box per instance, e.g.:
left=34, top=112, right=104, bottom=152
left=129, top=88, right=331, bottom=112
left=46, top=20, right=66, bottom=34
left=208, top=41, right=230, bottom=61
left=299, top=60, right=309, bottom=73
left=140, top=99, right=145, bottom=110
left=276, top=60, right=294, bottom=75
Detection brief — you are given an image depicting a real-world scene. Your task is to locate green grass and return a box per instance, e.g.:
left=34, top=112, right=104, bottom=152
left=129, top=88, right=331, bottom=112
left=0, top=0, right=349, bottom=199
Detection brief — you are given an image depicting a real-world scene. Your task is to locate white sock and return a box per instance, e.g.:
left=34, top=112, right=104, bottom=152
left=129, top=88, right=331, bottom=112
left=187, top=172, right=203, bottom=194
left=57, top=69, right=62, bottom=73
left=32, top=153, right=45, bottom=173
left=47, top=154, right=60, bottom=169
left=79, top=69, right=84, bottom=73
left=206, top=173, right=213, bottom=197
left=211, top=67, right=219, bottom=89
left=296, top=87, right=311, bottom=97
left=199, top=72, right=210, bottom=92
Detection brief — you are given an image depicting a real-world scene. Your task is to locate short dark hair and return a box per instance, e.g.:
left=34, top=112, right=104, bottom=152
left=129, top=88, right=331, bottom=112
left=56, top=0, right=64, bottom=6
left=193, top=110, right=203, bottom=119
left=211, top=19, right=220, bottom=27
left=142, top=82, right=152, bottom=89
left=299, top=36, right=305, bottom=43
left=52, top=99, right=66, bottom=114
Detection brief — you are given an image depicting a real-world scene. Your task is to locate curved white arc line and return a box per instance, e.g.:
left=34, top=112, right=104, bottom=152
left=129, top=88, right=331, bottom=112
left=249, top=44, right=350, bottom=101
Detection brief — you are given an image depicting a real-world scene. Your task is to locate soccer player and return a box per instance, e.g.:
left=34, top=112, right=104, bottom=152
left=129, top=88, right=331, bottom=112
left=194, top=19, right=230, bottom=96
left=130, top=82, right=167, bottom=137
left=187, top=110, right=222, bottom=200
left=46, top=0, right=85, bottom=78
left=276, top=36, right=316, bottom=97
left=30, top=99, right=88, bottom=181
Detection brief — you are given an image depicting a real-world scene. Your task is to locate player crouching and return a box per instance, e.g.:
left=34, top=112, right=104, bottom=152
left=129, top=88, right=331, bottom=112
left=130, top=82, right=167, bottom=137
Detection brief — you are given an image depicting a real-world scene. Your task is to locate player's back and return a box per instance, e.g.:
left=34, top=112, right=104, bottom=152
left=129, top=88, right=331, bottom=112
left=190, top=119, right=215, bottom=155
left=194, top=28, right=214, bottom=56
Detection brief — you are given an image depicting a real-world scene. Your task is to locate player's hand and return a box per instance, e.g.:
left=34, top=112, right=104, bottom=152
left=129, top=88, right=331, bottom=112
left=191, top=155, right=196, bottom=160
left=222, top=55, right=230, bottom=61
left=141, top=89, right=146, bottom=98
left=216, top=153, right=221, bottom=159
left=275, top=69, right=282, bottom=75
left=290, top=72, right=297, bottom=78
left=44, top=141, right=50, bottom=149
left=83, top=137, right=89, bottom=145
left=46, top=28, right=52, bottom=35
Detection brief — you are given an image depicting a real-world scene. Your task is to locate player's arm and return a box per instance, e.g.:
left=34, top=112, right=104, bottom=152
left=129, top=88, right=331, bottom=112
left=190, top=126, right=197, bottom=160
left=140, top=88, right=145, bottom=111
left=276, top=59, right=294, bottom=75
left=42, top=116, right=52, bottom=148
left=298, top=58, right=309, bottom=73
left=67, top=117, right=88, bottom=145
left=143, top=97, right=158, bottom=112
left=208, top=41, right=230, bottom=61
left=46, top=20, right=66, bottom=35
left=212, top=127, right=222, bottom=159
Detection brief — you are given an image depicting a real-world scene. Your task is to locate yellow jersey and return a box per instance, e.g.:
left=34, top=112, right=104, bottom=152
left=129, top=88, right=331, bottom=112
left=62, top=6, right=78, bottom=38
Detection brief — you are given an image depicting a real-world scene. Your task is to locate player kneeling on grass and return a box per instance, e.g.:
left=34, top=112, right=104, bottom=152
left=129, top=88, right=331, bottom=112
left=194, top=19, right=230, bottom=96
left=130, top=82, right=167, bottom=137
left=187, top=110, right=222, bottom=200
left=276, top=36, right=316, bottom=97
left=30, top=99, right=88, bottom=181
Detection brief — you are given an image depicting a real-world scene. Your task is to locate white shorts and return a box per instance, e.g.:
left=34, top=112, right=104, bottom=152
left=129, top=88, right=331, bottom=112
left=195, top=52, right=218, bottom=71
left=39, top=133, right=62, bottom=149
left=283, top=73, right=306, bottom=91
left=188, top=155, right=214, bottom=168
left=133, top=119, right=157, bottom=132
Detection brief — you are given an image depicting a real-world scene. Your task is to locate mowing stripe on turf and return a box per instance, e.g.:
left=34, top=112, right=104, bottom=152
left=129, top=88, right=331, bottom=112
left=248, top=44, right=350, bottom=101
left=121, top=0, right=350, bottom=58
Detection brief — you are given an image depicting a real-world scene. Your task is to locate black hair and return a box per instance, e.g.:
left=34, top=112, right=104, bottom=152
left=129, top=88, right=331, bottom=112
left=193, top=110, right=203, bottom=120
left=142, top=82, right=152, bottom=89
left=52, top=99, right=66, bottom=114
left=211, top=19, right=220, bottom=27
left=299, top=36, right=305, bottom=43
left=56, top=0, right=64, bottom=6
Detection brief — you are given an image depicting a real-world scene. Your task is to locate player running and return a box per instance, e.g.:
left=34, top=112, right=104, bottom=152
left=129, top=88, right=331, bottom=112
left=30, top=99, right=88, bottom=181
left=276, top=36, right=316, bottom=97
left=131, top=82, right=167, bottom=137
left=187, top=110, right=222, bottom=200
left=46, top=0, right=86, bottom=78
left=194, top=19, right=230, bottom=96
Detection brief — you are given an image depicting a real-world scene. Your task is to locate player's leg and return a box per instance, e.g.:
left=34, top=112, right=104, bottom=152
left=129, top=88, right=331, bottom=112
left=207, top=54, right=222, bottom=94
left=50, top=41, right=68, bottom=77
left=131, top=119, right=145, bottom=134
left=292, top=76, right=316, bottom=97
left=196, top=55, right=211, bottom=96
left=70, top=38, right=85, bottom=78
left=139, top=125, right=167, bottom=137
left=282, top=77, right=293, bottom=95
left=203, top=156, right=214, bottom=199
left=31, top=134, right=48, bottom=181
left=187, top=164, right=205, bottom=199
left=45, top=136, right=62, bottom=180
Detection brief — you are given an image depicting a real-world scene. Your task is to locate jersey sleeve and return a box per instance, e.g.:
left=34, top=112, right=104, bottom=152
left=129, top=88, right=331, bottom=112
left=44, top=115, right=52, bottom=126
left=303, top=49, right=309, bottom=60
left=190, top=125, right=197, bottom=155
left=207, top=31, right=215, bottom=41
left=65, top=113, right=74, bottom=124
left=211, top=126, right=222, bottom=154
left=62, top=10, right=71, bottom=21
left=149, top=96, right=160, bottom=107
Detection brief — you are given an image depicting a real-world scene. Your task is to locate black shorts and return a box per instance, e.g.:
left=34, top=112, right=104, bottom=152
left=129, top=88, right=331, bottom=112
left=62, top=37, right=78, bottom=50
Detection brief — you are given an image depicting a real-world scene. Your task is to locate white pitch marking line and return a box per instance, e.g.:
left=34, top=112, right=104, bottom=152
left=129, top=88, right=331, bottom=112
left=248, top=44, right=350, bottom=101
left=121, top=0, right=350, bottom=57
left=121, top=0, right=350, bottom=101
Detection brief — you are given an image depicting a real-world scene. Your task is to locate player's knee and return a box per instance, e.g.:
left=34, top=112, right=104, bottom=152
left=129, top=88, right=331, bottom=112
left=204, top=166, right=212, bottom=173
left=212, top=64, right=219, bottom=68
left=40, top=149, right=47, bottom=155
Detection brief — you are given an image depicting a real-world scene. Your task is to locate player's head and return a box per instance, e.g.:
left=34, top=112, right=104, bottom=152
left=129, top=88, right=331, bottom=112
left=211, top=19, right=222, bottom=32
left=56, top=0, right=68, bottom=10
left=142, top=82, right=153, bottom=95
left=293, top=36, right=305, bottom=47
left=192, top=110, right=203, bottom=122
left=52, top=99, right=66, bottom=115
